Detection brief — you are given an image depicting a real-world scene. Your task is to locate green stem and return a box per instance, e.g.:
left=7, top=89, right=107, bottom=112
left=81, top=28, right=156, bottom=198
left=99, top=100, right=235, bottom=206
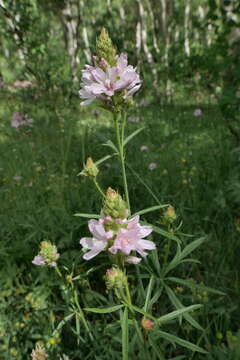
left=125, top=279, right=132, bottom=306
left=93, top=178, right=105, bottom=198
left=73, top=289, right=94, bottom=341
left=55, top=266, right=63, bottom=278
left=114, top=113, right=130, bottom=212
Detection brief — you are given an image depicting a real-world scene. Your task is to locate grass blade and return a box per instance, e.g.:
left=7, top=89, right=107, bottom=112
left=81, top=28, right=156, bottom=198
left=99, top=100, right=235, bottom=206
left=84, top=305, right=124, bottom=314
left=122, top=307, right=129, bottom=360
left=155, top=330, right=208, bottom=354
left=132, top=204, right=169, bottom=217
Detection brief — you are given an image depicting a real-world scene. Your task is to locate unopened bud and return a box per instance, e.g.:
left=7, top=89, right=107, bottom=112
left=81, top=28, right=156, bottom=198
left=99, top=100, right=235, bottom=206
left=102, top=188, right=129, bottom=219
left=96, top=28, right=117, bottom=67
left=141, top=318, right=154, bottom=331
left=31, top=344, right=48, bottom=360
left=105, top=267, right=127, bottom=290
left=32, top=241, right=59, bottom=267
left=82, top=157, right=99, bottom=178
left=164, top=205, right=177, bottom=224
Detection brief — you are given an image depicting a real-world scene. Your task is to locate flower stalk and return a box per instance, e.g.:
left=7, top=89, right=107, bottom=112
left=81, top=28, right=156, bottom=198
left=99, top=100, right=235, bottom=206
left=114, top=112, right=130, bottom=212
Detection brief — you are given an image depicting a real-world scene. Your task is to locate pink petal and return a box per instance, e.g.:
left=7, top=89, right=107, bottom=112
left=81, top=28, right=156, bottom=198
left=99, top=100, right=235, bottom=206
left=80, top=237, right=94, bottom=249
left=32, top=255, right=45, bottom=266
left=124, top=84, right=141, bottom=98
left=138, top=239, right=156, bottom=250
left=83, top=240, right=107, bottom=260
left=139, top=226, right=153, bottom=238
left=126, top=256, right=142, bottom=264
left=92, top=68, right=106, bottom=83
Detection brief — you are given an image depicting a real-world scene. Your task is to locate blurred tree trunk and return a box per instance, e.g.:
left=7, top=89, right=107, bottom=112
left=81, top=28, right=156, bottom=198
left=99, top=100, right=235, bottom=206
left=0, top=0, right=25, bottom=63
left=136, top=0, right=159, bottom=95
left=218, top=0, right=240, bottom=143
left=145, top=0, right=160, bottom=54
left=159, top=0, right=174, bottom=102
left=184, top=0, right=191, bottom=57
left=59, top=0, right=81, bottom=82
left=79, top=0, right=91, bottom=63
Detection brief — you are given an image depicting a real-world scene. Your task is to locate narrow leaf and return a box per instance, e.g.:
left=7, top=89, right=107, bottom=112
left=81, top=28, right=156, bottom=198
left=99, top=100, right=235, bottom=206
left=122, top=307, right=129, bottom=360
left=144, top=275, right=155, bottom=312
left=52, top=313, right=75, bottom=336
left=132, top=204, right=169, bottom=217
left=74, top=213, right=100, bottom=219
left=180, top=237, right=205, bottom=259
left=84, top=305, right=124, bottom=314
left=102, top=140, right=118, bottom=153
left=155, top=330, right=208, bottom=353
left=157, top=305, right=202, bottom=325
left=150, top=223, right=181, bottom=244
left=123, top=126, right=145, bottom=146
left=165, top=284, right=203, bottom=331
left=129, top=304, right=156, bottom=322
left=95, top=154, right=115, bottom=166
left=167, top=277, right=225, bottom=295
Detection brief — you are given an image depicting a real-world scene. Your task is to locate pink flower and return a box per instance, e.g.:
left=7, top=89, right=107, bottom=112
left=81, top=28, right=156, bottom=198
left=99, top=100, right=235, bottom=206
left=32, top=255, right=46, bottom=266
left=109, top=216, right=155, bottom=262
left=140, top=145, right=149, bottom=151
left=126, top=256, right=142, bottom=264
left=193, top=109, right=203, bottom=117
left=79, top=53, right=141, bottom=106
left=32, top=242, right=59, bottom=267
left=80, top=219, right=114, bottom=260
left=148, top=163, right=157, bottom=170
left=11, top=112, right=33, bottom=129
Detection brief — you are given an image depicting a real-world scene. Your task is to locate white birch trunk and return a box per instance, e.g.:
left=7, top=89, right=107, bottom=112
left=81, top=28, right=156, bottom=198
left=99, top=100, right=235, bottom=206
left=184, top=0, right=191, bottom=57
left=145, top=0, right=160, bottom=54
left=136, top=0, right=158, bottom=92
left=0, top=0, right=25, bottom=62
left=59, top=1, right=81, bottom=82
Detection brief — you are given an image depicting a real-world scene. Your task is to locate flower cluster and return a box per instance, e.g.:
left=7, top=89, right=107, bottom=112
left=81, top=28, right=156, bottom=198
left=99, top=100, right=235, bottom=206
left=80, top=216, right=155, bottom=265
left=105, top=267, right=127, bottom=290
left=79, top=53, right=141, bottom=107
left=31, top=344, right=48, bottom=360
left=32, top=241, right=59, bottom=267
left=11, top=112, right=33, bottom=130
left=80, top=187, right=155, bottom=264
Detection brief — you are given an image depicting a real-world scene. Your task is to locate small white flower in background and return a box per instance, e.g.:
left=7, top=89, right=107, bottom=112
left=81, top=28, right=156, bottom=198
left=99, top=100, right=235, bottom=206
left=193, top=109, right=203, bottom=117
left=148, top=163, right=157, bottom=170
left=59, top=355, right=70, bottom=360
left=31, top=344, right=48, bottom=360
left=128, top=116, right=144, bottom=123
left=13, top=175, right=22, bottom=182
left=140, top=145, right=149, bottom=151
left=11, top=112, right=33, bottom=129
left=139, top=99, right=150, bottom=107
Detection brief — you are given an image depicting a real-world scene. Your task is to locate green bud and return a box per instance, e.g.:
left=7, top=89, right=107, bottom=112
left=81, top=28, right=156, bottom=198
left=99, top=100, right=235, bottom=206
left=39, top=241, right=59, bottom=266
left=105, top=267, right=127, bottom=290
left=81, top=157, right=99, bottom=178
left=96, top=28, right=117, bottom=67
left=102, top=188, right=129, bottom=219
left=163, top=205, right=177, bottom=224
